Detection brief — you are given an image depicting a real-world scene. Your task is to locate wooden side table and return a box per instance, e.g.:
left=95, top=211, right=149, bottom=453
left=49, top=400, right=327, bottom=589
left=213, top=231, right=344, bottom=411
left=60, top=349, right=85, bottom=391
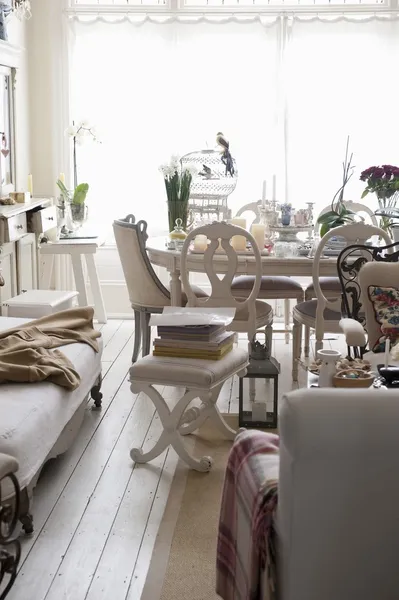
left=39, top=237, right=107, bottom=324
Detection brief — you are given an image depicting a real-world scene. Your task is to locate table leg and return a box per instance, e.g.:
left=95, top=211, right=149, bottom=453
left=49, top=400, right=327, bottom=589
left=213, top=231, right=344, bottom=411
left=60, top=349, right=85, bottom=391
left=40, top=254, right=55, bottom=290
left=169, top=270, right=183, bottom=306
left=70, top=253, right=89, bottom=307
left=85, top=254, right=107, bottom=324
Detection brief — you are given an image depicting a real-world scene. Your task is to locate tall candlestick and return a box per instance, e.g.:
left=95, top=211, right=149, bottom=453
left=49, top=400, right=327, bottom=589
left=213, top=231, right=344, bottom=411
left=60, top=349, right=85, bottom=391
left=272, top=175, right=276, bottom=202
left=385, top=337, right=391, bottom=368
left=27, top=173, right=33, bottom=196
left=262, top=180, right=267, bottom=207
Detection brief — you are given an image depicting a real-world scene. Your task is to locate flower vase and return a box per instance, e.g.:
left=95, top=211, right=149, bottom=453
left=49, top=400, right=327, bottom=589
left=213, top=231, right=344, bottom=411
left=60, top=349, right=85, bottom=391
left=317, top=349, right=341, bottom=387
left=167, top=201, right=188, bottom=233
left=281, top=212, right=291, bottom=227
left=376, top=191, right=399, bottom=237
left=67, top=203, right=88, bottom=232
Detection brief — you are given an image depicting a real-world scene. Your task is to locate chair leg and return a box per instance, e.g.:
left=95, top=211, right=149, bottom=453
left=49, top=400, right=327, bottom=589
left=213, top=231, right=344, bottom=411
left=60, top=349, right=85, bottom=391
left=292, top=319, right=302, bottom=382
left=284, top=298, right=290, bottom=344
left=132, top=310, right=142, bottom=363
left=315, top=336, right=323, bottom=354
left=141, top=312, right=151, bottom=357
left=304, top=326, right=311, bottom=358
left=265, top=323, right=273, bottom=359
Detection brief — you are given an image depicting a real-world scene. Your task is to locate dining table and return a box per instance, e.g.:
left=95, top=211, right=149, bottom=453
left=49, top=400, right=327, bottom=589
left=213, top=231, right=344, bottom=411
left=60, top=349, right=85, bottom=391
left=146, top=236, right=339, bottom=306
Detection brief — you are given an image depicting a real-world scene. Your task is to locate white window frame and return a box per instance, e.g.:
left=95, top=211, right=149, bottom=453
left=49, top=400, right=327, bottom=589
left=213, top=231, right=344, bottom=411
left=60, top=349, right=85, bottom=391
left=68, top=0, right=398, bottom=15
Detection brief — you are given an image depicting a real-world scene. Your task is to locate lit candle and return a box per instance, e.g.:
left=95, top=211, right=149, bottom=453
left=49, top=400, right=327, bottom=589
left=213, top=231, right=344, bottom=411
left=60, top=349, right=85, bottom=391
left=251, top=224, right=265, bottom=251
left=272, top=175, right=276, bottom=202
left=27, top=173, right=33, bottom=196
left=385, top=337, right=391, bottom=368
left=59, top=172, right=65, bottom=185
left=230, top=218, right=247, bottom=252
left=262, top=180, right=267, bottom=207
left=193, top=234, right=207, bottom=252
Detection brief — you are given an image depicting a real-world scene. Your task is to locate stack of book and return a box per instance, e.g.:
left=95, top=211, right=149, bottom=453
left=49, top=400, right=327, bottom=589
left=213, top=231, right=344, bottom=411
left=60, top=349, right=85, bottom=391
left=153, top=324, right=234, bottom=360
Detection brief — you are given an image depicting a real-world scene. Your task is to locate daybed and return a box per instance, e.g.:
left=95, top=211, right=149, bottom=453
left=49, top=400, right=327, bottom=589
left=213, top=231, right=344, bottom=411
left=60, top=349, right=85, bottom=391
left=0, top=315, right=103, bottom=534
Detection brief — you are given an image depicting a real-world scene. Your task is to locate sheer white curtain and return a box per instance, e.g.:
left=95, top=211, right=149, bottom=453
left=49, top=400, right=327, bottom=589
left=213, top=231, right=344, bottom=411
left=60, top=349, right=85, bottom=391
left=285, top=17, right=399, bottom=217
left=69, top=18, right=279, bottom=234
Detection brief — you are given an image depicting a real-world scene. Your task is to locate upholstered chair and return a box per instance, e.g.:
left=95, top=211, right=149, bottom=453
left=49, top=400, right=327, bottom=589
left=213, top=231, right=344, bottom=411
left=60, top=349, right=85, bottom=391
left=113, top=215, right=206, bottom=362
left=232, top=203, right=304, bottom=343
left=292, top=222, right=391, bottom=381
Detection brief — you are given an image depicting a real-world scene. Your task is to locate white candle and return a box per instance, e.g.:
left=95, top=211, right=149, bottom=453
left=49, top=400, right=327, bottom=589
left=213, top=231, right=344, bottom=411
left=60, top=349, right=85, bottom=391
left=262, top=180, right=267, bottom=207
left=385, top=337, right=391, bottom=368
left=59, top=172, right=65, bottom=185
left=230, top=218, right=247, bottom=252
left=193, top=234, right=207, bottom=252
left=272, top=175, right=276, bottom=202
left=251, top=224, right=265, bottom=251
left=27, top=173, right=33, bottom=196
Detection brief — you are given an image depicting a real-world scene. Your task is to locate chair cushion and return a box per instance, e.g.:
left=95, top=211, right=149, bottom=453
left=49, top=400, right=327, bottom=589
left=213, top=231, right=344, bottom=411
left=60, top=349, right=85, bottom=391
left=130, top=347, right=249, bottom=389
left=305, top=277, right=341, bottom=296
left=232, top=275, right=303, bottom=298
left=235, top=300, right=273, bottom=327
left=294, top=300, right=341, bottom=321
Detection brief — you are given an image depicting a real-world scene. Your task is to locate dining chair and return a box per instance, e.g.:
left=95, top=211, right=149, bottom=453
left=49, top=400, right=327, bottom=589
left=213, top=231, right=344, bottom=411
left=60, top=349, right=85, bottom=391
left=181, top=221, right=274, bottom=348
left=302, top=201, right=381, bottom=356
left=113, top=214, right=207, bottom=362
left=292, top=222, right=391, bottom=381
left=232, top=203, right=304, bottom=343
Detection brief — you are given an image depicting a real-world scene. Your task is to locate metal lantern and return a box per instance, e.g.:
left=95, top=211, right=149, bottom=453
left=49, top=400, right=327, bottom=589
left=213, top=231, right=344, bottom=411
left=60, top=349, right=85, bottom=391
left=181, top=148, right=238, bottom=227
left=238, top=336, right=280, bottom=429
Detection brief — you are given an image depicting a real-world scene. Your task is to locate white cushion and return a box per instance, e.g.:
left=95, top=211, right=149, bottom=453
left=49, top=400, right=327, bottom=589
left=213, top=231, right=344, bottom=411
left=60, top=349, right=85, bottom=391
left=0, top=316, right=102, bottom=491
left=130, top=347, right=248, bottom=389
left=279, top=388, right=399, bottom=600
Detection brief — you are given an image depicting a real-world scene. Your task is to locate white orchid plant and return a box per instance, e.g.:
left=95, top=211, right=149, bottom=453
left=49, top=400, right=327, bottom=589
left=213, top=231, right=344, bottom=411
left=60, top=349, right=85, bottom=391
left=57, top=120, right=99, bottom=207
left=159, top=156, right=197, bottom=232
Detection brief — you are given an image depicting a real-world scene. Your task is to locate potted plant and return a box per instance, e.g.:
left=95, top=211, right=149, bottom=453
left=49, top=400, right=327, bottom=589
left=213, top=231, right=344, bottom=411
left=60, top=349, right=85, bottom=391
left=57, top=120, right=99, bottom=229
left=360, top=164, right=399, bottom=234
left=159, top=156, right=197, bottom=233
left=317, top=137, right=355, bottom=237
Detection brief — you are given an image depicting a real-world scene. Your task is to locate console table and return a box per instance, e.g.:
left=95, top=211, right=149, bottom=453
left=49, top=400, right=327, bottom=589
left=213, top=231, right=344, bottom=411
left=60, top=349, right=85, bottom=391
left=39, top=237, right=107, bottom=324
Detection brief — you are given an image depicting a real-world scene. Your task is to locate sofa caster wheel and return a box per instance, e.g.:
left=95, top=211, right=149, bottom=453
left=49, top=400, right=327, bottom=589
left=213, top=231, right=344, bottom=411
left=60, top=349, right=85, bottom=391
left=130, top=447, right=143, bottom=462
left=199, top=456, right=213, bottom=472
left=91, top=374, right=103, bottom=410
left=20, top=513, right=34, bottom=535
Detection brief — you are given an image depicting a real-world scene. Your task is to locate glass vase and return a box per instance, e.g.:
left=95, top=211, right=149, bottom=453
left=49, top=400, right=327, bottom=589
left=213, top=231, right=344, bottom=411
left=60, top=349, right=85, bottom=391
left=376, top=191, right=399, bottom=236
left=67, top=202, right=88, bottom=232
left=167, top=201, right=188, bottom=233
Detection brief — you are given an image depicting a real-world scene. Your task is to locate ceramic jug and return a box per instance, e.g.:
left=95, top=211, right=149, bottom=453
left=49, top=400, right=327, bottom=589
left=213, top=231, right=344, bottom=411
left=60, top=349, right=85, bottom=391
left=317, top=349, right=341, bottom=387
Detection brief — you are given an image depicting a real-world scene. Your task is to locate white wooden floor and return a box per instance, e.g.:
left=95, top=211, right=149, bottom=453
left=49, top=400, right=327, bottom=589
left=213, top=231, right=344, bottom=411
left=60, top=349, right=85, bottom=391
left=7, top=320, right=348, bottom=600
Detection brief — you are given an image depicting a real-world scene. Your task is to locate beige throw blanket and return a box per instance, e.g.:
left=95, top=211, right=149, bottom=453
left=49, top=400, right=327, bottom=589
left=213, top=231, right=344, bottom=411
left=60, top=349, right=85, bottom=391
left=0, top=307, right=101, bottom=390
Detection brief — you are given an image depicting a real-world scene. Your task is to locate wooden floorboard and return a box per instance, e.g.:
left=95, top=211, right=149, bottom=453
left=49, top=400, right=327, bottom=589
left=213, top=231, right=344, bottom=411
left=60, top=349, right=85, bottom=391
left=8, top=319, right=347, bottom=600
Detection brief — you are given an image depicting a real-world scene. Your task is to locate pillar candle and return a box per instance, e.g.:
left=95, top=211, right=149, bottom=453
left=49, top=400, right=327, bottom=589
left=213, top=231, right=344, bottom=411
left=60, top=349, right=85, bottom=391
left=230, top=218, right=247, bottom=251
left=193, top=234, right=207, bottom=252
left=27, top=173, right=33, bottom=196
left=251, top=224, right=265, bottom=251
left=59, top=172, right=66, bottom=185
left=385, top=337, right=391, bottom=368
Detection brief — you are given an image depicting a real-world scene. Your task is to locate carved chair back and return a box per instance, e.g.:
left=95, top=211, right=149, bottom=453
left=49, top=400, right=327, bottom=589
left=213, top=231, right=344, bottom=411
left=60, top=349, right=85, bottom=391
left=317, top=200, right=378, bottom=227
left=181, top=221, right=262, bottom=338
left=235, top=201, right=261, bottom=225
left=113, top=214, right=170, bottom=310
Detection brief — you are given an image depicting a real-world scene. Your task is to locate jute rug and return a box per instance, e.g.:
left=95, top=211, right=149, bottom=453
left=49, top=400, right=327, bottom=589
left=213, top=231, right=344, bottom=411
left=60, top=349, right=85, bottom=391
left=141, top=415, right=239, bottom=600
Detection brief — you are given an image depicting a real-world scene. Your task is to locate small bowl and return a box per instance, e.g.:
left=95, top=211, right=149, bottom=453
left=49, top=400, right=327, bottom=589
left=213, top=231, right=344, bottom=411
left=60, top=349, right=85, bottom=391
left=333, top=369, right=374, bottom=388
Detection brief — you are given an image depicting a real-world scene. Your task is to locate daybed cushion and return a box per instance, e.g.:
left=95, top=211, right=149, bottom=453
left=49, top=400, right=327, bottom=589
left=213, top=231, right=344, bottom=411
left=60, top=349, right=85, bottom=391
left=0, top=316, right=102, bottom=491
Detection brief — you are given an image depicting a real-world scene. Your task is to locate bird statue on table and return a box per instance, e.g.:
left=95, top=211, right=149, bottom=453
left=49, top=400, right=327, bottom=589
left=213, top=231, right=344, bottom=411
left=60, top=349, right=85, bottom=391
left=216, top=132, right=235, bottom=177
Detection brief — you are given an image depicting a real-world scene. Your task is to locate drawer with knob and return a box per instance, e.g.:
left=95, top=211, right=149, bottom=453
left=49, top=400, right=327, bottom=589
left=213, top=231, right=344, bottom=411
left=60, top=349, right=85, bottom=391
left=0, top=212, right=28, bottom=242
left=28, top=206, right=57, bottom=235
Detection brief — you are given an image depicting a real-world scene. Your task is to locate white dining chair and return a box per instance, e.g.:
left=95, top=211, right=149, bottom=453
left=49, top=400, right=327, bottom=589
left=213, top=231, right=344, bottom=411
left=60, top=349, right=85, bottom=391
left=292, top=222, right=391, bottom=381
left=113, top=214, right=207, bottom=362
left=232, top=203, right=304, bottom=343
left=181, top=221, right=274, bottom=347
left=302, top=201, right=381, bottom=356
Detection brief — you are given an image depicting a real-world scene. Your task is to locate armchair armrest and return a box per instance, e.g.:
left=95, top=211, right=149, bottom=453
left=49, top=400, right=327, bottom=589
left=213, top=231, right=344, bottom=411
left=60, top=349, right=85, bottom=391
left=339, top=318, right=367, bottom=348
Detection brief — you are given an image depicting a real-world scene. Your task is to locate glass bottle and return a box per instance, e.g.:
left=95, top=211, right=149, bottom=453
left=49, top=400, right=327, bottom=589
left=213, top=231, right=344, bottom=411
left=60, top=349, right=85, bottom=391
left=169, top=218, right=187, bottom=250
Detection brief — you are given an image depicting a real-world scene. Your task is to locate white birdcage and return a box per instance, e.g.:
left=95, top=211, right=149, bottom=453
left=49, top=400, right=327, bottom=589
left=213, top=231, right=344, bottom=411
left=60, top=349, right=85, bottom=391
left=181, top=148, right=238, bottom=226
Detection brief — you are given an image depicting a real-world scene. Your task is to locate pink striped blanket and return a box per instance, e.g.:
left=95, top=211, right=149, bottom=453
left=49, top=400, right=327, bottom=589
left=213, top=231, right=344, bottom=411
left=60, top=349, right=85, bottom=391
left=216, top=429, right=279, bottom=600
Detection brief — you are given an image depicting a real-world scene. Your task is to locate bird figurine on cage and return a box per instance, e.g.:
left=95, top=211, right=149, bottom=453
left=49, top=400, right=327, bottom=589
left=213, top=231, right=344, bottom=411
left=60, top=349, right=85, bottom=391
left=216, top=132, right=235, bottom=177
